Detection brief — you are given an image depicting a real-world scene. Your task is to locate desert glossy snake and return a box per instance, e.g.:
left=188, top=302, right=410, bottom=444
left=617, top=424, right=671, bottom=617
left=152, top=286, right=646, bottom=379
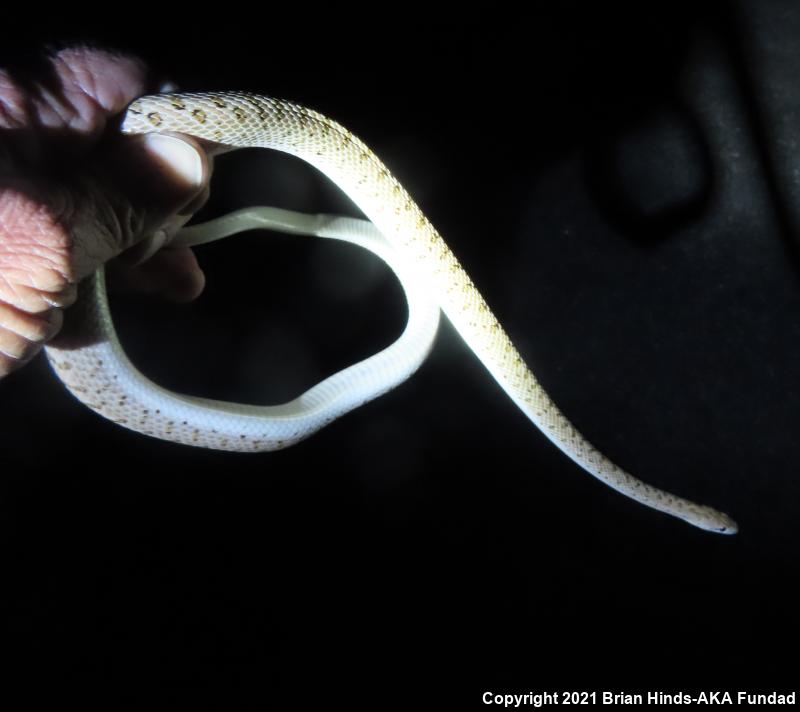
left=44, top=92, right=737, bottom=534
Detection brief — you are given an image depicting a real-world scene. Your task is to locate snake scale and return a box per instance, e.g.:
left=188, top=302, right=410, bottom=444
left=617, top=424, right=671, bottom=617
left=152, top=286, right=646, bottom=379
left=44, top=92, right=737, bottom=534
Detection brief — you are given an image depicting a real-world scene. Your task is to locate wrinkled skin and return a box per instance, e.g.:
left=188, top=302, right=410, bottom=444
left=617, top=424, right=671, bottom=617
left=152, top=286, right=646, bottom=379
left=0, top=46, right=212, bottom=377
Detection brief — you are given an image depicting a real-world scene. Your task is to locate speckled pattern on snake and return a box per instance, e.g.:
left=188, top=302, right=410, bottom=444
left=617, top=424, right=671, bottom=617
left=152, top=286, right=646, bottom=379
left=44, top=92, right=737, bottom=534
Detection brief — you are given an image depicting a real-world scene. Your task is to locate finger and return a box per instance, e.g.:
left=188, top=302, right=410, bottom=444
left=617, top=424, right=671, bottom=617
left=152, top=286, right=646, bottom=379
left=40, top=283, right=77, bottom=308
left=0, top=330, right=34, bottom=377
left=114, top=132, right=210, bottom=238
left=0, top=298, right=63, bottom=342
left=0, top=303, right=62, bottom=377
left=107, top=246, right=205, bottom=303
left=52, top=47, right=150, bottom=127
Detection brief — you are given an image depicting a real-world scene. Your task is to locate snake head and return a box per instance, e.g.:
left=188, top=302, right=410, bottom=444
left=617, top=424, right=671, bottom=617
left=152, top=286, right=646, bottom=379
left=685, top=506, right=738, bottom=535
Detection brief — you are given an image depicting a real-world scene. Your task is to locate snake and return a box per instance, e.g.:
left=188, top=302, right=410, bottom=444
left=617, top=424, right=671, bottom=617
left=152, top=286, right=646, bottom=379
left=44, top=91, right=737, bottom=534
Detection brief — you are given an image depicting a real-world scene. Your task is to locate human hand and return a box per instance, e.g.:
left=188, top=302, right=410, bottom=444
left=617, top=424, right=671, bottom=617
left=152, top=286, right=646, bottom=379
left=0, top=46, right=211, bottom=377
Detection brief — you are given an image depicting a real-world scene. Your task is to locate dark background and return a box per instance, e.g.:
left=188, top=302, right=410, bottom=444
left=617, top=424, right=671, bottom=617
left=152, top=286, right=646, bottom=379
left=1, top=3, right=798, bottom=706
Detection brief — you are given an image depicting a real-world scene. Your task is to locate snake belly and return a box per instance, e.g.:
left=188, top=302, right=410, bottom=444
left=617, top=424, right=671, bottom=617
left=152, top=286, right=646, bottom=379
left=45, top=91, right=737, bottom=534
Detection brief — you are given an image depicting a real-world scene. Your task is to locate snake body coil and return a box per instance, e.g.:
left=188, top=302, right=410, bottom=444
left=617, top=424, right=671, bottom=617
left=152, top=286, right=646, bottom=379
left=44, top=92, right=737, bottom=533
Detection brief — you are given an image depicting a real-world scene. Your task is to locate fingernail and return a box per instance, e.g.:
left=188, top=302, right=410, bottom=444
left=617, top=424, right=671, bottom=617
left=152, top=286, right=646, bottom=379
left=144, top=134, right=204, bottom=188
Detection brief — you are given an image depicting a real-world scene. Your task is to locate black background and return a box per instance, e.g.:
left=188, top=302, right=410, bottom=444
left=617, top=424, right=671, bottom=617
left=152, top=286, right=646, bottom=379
left=1, top=3, right=798, bottom=706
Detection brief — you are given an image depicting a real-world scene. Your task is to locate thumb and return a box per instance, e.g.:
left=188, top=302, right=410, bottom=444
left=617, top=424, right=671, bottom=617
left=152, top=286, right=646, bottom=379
left=69, top=131, right=209, bottom=280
